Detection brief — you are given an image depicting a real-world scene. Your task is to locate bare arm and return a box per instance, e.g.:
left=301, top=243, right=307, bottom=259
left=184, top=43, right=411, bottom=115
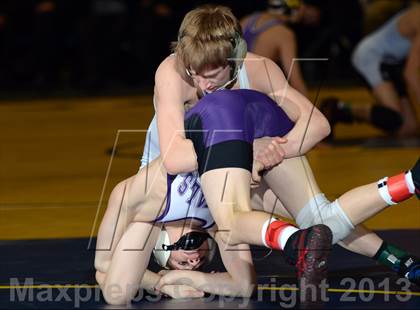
left=278, top=29, right=308, bottom=97
left=154, top=57, right=198, bottom=175
left=251, top=56, right=330, bottom=157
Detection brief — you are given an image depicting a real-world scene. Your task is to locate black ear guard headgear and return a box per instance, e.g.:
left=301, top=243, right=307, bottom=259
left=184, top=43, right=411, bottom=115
left=153, top=230, right=216, bottom=268
left=162, top=231, right=212, bottom=251
left=228, top=32, right=248, bottom=80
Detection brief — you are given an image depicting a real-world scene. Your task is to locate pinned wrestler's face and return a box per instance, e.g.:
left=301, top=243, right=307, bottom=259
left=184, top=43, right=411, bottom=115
left=186, top=65, right=231, bottom=94
left=167, top=239, right=210, bottom=270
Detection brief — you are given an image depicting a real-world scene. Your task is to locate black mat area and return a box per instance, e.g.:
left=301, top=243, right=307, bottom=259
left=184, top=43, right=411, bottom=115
left=1, top=230, right=419, bottom=309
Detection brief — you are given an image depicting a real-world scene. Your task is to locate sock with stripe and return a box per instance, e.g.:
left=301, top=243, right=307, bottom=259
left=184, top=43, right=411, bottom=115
left=261, top=218, right=299, bottom=250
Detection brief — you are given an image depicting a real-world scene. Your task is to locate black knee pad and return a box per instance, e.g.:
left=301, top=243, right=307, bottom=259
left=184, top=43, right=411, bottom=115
left=370, top=105, right=403, bottom=133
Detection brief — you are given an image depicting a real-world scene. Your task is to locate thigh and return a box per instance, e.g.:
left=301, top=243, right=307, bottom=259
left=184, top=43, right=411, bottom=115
left=263, top=156, right=322, bottom=219
left=200, top=168, right=252, bottom=229
left=102, top=222, right=161, bottom=299
left=95, top=178, right=134, bottom=272
left=96, top=158, right=168, bottom=271
left=251, top=180, right=293, bottom=219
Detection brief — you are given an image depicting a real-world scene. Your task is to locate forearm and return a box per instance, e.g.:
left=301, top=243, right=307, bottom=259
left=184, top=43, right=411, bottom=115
left=282, top=110, right=330, bottom=157
left=162, top=136, right=198, bottom=174
left=140, top=270, right=161, bottom=294
left=169, top=271, right=255, bottom=297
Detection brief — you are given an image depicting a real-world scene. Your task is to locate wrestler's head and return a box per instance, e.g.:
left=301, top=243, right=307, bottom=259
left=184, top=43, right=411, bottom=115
left=172, top=5, right=247, bottom=94
left=267, top=0, right=301, bottom=16
left=153, top=227, right=216, bottom=270
left=268, top=0, right=321, bottom=25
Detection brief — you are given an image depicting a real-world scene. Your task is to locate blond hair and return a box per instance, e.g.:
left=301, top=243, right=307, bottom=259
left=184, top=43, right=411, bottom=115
left=172, top=5, right=242, bottom=73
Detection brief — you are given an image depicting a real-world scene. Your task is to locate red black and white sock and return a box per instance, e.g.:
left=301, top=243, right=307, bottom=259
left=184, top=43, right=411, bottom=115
left=377, top=170, right=415, bottom=205
left=261, top=218, right=299, bottom=250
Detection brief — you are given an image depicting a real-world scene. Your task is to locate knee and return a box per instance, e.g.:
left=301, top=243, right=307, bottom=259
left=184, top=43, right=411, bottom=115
left=102, top=292, right=130, bottom=306
left=296, top=195, right=354, bottom=244
left=94, top=257, right=110, bottom=275
left=96, top=272, right=125, bottom=305
left=351, top=41, right=369, bottom=71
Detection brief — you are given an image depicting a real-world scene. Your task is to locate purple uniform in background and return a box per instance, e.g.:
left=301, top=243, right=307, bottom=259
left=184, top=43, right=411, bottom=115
left=242, top=13, right=283, bottom=52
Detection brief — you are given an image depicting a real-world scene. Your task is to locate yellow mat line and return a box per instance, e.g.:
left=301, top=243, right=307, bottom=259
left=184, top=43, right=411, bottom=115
left=1, top=285, right=420, bottom=296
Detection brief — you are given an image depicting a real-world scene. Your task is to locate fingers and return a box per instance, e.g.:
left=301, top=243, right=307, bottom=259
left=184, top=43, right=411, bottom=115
left=251, top=160, right=263, bottom=188
left=257, top=141, right=285, bottom=168
left=185, top=289, right=205, bottom=298
left=155, top=279, right=164, bottom=292
left=160, top=285, right=204, bottom=299
left=158, top=270, right=170, bottom=276
left=274, top=136, right=288, bottom=144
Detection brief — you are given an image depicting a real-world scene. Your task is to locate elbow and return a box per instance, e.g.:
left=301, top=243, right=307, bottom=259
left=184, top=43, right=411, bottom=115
left=237, top=272, right=257, bottom=298
left=239, top=284, right=257, bottom=298
left=101, top=284, right=133, bottom=306
left=313, top=109, right=331, bottom=140
left=321, top=117, right=332, bottom=139
left=163, top=157, right=181, bottom=175
left=102, top=294, right=131, bottom=306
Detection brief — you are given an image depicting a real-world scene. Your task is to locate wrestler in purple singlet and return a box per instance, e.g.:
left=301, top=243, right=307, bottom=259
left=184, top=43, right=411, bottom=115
left=185, top=89, right=294, bottom=175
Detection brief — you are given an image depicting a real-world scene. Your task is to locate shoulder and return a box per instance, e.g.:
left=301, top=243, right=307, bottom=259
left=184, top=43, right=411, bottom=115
left=243, top=52, right=278, bottom=74
left=155, top=55, right=192, bottom=91
left=155, top=55, right=180, bottom=81
left=268, top=22, right=295, bottom=40
left=243, top=52, right=287, bottom=92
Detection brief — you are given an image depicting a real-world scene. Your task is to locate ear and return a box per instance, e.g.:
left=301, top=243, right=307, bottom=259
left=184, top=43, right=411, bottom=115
left=229, top=34, right=247, bottom=79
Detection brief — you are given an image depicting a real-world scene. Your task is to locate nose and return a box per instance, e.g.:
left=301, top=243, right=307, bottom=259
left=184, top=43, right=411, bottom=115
left=197, top=77, right=212, bottom=91
left=188, top=256, right=201, bottom=267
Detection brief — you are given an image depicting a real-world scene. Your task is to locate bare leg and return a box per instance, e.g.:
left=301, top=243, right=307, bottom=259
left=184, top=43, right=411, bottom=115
left=99, top=221, right=161, bottom=305
left=372, top=83, right=417, bottom=136
left=201, top=168, right=272, bottom=246
left=253, top=174, right=382, bottom=258
left=372, top=81, right=402, bottom=112
left=95, top=178, right=135, bottom=273
left=397, top=97, right=418, bottom=136
left=337, top=226, right=382, bottom=258
left=95, top=159, right=167, bottom=272
left=336, top=183, right=386, bottom=225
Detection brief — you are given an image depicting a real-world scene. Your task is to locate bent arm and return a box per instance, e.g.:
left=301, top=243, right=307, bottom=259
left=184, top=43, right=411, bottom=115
left=279, top=29, right=308, bottom=97
left=154, top=58, right=198, bottom=174
left=253, top=57, right=330, bottom=157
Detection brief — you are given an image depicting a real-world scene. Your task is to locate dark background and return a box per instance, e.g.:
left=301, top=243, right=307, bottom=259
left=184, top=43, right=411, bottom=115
left=0, top=0, right=410, bottom=97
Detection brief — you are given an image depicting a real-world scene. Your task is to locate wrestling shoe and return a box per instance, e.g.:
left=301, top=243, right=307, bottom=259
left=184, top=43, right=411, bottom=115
left=396, top=256, right=420, bottom=286
left=283, top=224, right=332, bottom=307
